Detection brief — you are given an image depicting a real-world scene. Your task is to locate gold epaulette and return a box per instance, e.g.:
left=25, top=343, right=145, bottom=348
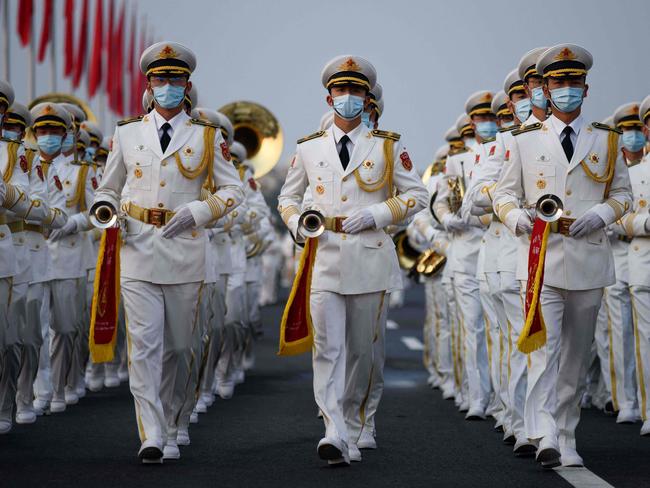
left=297, top=130, right=326, bottom=144
left=190, top=118, right=219, bottom=129
left=512, top=122, right=542, bottom=136
left=371, top=129, right=401, bottom=141
left=117, top=115, right=143, bottom=126
left=448, top=146, right=469, bottom=155
left=0, top=137, right=22, bottom=145
left=592, top=122, right=623, bottom=134
left=481, top=137, right=496, bottom=144
left=499, top=124, right=519, bottom=133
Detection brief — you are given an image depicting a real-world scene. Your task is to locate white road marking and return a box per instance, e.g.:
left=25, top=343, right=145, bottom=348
left=401, top=336, right=424, bottom=351
left=553, top=467, right=615, bottom=488
left=386, top=319, right=399, bottom=330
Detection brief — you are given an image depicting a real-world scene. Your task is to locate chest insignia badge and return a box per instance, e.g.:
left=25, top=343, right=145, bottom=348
left=536, top=179, right=547, bottom=190
left=134, top=168, right=143, bottom=178
left=362, top=160, right=374, bottom=169
left=183, top=146, right=194, bottom=156
left=589, top=153, right=599, bottom=164
left=315, top=184, right=325, bottom=195
left=639, top=199, right=647, bottom=208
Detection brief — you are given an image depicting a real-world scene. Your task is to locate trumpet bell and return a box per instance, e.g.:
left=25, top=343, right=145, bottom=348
left=536, top=194, right=564, bottom=222
left=218, top=101, right=283, bottom=179
left=298, top=209, right=325, bottom=239
left=89, top=202, right=117, bottom=229
left=394, top=230, right=420, bottom=271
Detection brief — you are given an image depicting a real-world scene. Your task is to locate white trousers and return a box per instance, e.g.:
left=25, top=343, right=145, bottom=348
left=525, top=285, right=602, bottom=449
left=216, top=273, right=246, bottom=383
left=432, top=277, right=453, bottom=389
left=360, top=291, right=389, bottom=435
left=16, top=282, right=46, bottom=411
left=630, top=286, right=650, bottom=422
left=311, top=290, right=384, bottom=447
left=501, top=274, right=526, bottom=441
left=0, top=281, right=27, bottom=421
left=199, top=277, right=227, bottom=396
left=34, top=284, right=52, bottom=403
left=453, top=272, right=489, bottom=410
left=121, top=278, right=202, bottom=448
left=599, top=281, right=637, bottom=412
left=484, top=273, right=509, bottom=422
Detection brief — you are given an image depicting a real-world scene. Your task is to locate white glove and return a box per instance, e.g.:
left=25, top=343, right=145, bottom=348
left=162, top=205, right=197, bottom=239
left=49, top=219, right=78, bottom=242
left=342, top=209, right=376, bottom=234
left=443, top=214, right=465, bottom=233
left=515, top=211, right=533, bottom=235
left=569, top=209, right=605, bottom=238
left=470, top=204, right=491, bottom=216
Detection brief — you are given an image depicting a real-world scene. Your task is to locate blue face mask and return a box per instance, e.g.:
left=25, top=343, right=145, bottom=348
left=531, top=87, right=547, bottom=110
left=550, top=86, right=584, bottom=113
left=61, top=133, right=75, bottom=153
left=3, top=129, right=20, bottom=141
left=475, top=121, right=498, bottom=139
left=361, top=111, right=373, bottom=129
left=501, top=120, right=515, bottom=129
left=332, top=94, right=365, bottom=120
left=85, top=146, right=97, bottom=160
left=153, top=84, right=186, bottom=109
left=514, top=98, right=532, bottom=123
left=622, top=130, right=647, bottom=152
left=37, top=134, right=63, bottom=155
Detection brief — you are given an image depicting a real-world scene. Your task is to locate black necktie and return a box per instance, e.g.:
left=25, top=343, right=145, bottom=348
left=339, top=135, right=350, bottom=170
left=160, top=122, right=172, bottom=153
left=561, top=126, right=574, bottom=161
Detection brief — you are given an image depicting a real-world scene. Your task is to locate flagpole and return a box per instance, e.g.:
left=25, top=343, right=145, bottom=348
left=50, top=0, right=56, bottom=92
left=28, top=3, right=35, bottom=99
left=2, top=0, right=9, bottom=81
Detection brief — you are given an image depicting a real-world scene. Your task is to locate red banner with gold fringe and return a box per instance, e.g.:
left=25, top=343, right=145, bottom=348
left=89, top=227, right=121, bottom=363
left=278, top=237, right=318, bottom=356
left=518, top=217, right=550, bottom=354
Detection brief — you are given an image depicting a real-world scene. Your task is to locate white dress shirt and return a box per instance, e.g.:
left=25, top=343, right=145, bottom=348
left=152, top=108, right=187, bottom=141
left=332, top=122, right=365, bottom=167
left=549, top=113, right=583, bottom=150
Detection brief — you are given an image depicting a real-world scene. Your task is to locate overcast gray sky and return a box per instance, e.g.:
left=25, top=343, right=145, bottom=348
left=4, top=0, right=650, bottom=172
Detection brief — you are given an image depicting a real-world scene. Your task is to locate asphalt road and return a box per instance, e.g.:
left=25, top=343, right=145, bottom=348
left=0, top=285, right=647, bottom=487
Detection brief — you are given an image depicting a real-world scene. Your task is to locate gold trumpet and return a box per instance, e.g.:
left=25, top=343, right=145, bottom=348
left=89, top=201, right=118, bottom=229
left=535, top=194, right=564, bottom=222
left=297, top=209, right=325, bottom=239
left=217, top=101, right=283, bottom=178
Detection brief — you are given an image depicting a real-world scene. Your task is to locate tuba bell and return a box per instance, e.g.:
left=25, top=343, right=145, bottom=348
left=217, top=101, right=283, bottom=178
left=393, top=230, right=421, bottom=271
left=297, top=209, right=325, bottom=239
left=89, top=201, right=118, bottom=229
left=535, top=194, right=564, bottom=222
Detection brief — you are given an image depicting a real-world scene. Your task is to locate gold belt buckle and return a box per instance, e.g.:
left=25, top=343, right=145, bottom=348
left=334, top=216, right=346, bottom=233
left=148, top=208, right=166, bottom=227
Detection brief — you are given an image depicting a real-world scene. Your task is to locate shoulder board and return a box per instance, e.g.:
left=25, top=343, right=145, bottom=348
left=481, top=137, right=496, bottom=144
left=297, top=130, right=326, bottom=144
left=0, top=137, right=22, bottom=145
left=512, top=122, right=542, bottom=136
left=499, top=124, right=519, bottom=133
left=190, top=118, right=219, bottom=129
left=592, top=122, right=622, bottom=134
left=448, top=146, right=469, bottom=156
left=371, top=129, right=401, bottom=141
left=117, top=115, right=143, bottom=126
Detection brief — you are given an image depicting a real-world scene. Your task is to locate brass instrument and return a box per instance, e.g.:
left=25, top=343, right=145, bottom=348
left=535, top=194, right=564, bottom=222
left=415, top=249, right=447, bottom=277
left=394, top=230, right=420, bottom=271
left=28, top=93, right=97, bottom=121
left=297, top=209, right=325, bottom=239
left=429, top=190, right=439, bottom=222
left=217, top=101, right=283, bottom=178
left=89, top=201, right=118, bottom=229
left=447, top=161, right=466, bottom=214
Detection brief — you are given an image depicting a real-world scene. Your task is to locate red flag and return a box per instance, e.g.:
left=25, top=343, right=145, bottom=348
left=17, top=0, right=33, bottom=47
left=88, top=0, right=104, bottom=97
left=113, top=1, right=126, bottom=115
left=64, top=0, right=75, bottom=76
left=37, top=0, right=53, bottom=62
left=72, top=0, right=90, bottom=88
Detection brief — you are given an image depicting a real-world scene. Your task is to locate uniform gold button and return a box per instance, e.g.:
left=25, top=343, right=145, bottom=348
left=565, top=210, right=571, bottom=216
left=341, top=196, right=348, bottom=202
left=19, top=238, right=23, bottom=244
left=135, top=162, right=140, bottom=166
left=0, top=233, right=4, bottom=238
left=495, top=230, right=500, bottom=236
left=161, top=161, right=167, bottom=167
left=378, top=241, right=383, bottom=246
left=191, top=230, right=198, bottom=238
left=70, top=242, right=75, bottom=246
left=342, top=176, right=348, bottom=182
left=158, top=203, right=164, bottom=208
left=160, top=181, right=166, bottom=187
left=634, top=246, right=639, bottom=251
left=566, top=189, right=572, bottom=196
left=341, top=235, right=347, bottom=240
left=317, top=176, right=322, bottom=181
left=35, top=244, right=40, bottom=249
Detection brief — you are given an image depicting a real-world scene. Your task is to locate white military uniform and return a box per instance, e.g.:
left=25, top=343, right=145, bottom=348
left=494, top=107, right=632, bottom=465
left=93, top=91, right=244, bottom=460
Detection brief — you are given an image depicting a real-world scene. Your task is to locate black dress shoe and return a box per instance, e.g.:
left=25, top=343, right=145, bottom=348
left=139, top=446, right=163, bottom=464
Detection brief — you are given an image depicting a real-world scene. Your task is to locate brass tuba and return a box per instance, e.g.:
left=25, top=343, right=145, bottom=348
left=415, top=249, right=447, bottom=277
left=217, top=101, right=283, bottom=178
left=393, top=230, right=421, bottom=271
